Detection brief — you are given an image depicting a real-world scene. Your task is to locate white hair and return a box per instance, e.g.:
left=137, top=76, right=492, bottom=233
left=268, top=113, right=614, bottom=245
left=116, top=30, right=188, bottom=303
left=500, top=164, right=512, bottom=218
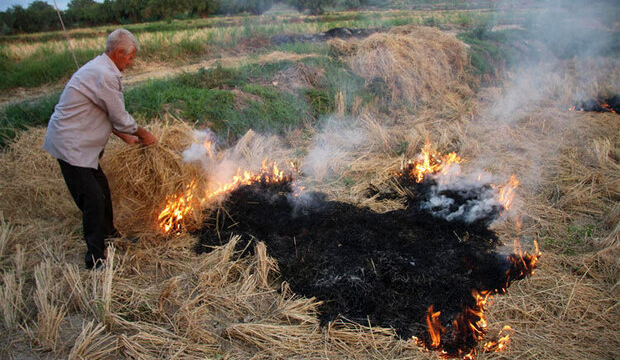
left=105, top=29, right=140, bottom=54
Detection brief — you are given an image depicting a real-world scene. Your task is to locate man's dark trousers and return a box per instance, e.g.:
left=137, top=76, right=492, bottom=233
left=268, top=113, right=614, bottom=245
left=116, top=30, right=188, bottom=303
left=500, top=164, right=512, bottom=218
left=58, top=159, right=116, bottom=269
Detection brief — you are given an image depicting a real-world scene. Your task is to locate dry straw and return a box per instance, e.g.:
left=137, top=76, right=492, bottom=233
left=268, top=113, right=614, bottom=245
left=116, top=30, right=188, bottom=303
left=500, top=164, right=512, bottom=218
left=330, top=25, right=472, bottom=105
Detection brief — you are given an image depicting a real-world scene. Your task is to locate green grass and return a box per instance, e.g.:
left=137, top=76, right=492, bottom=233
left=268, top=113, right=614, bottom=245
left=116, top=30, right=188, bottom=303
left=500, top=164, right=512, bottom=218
left=458, top=26, right=537, bottom=84
left=0, top=52, right=382, bottom=148
left=0, top=46, right=102, bottom=90
left=540, top=224, right=600, bottom=256
left=126, top=68, right=313, bottom=140
left=0, top=93, right=59, bottom=147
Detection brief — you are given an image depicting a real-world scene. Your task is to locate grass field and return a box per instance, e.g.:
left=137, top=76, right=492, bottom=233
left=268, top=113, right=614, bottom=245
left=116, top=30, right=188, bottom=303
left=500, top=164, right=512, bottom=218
left=0, top=4, right=618, bottom=360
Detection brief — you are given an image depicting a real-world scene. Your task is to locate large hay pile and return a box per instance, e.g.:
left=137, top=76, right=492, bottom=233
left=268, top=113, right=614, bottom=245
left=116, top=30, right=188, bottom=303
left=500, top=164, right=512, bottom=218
left=330, top=25, right=472, bottom=105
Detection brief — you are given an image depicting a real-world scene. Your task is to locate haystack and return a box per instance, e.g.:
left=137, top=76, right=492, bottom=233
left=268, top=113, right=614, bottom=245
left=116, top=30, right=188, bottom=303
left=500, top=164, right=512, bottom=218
left=101, top=118, right=207, bottom=237
left=0, top=127, right=76, bottom=223
left=330, top=25, right=472, bottom=105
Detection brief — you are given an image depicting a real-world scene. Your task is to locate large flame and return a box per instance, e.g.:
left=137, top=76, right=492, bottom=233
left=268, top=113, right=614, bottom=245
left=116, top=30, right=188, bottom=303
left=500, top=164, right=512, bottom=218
left=414, top=242, right=540, bottom=358
left=157, top=160, right=292, bottom=235
left=204, top=160, right=288, bottom=201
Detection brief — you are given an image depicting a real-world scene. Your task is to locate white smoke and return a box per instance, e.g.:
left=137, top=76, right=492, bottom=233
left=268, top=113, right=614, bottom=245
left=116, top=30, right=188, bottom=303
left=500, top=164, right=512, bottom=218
left=420, top=165, right=515, bottom=224
left=301, top=116, right=369, bottom=182
left=463, top=0, right=619, bottom=195
left=182, top=129, right=218, bottom=166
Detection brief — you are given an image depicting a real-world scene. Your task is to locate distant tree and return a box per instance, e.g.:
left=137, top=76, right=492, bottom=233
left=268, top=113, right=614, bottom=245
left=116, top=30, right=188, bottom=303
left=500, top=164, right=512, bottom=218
left=67, top=0, right=106, bottom=26
left=217, top=0, right=275, bottom=15
left=17, top=1, right=59, bottom=33
left=287, top=0, right=331, bottom=15
left=189, top=0, right=219, bottom=17
left=143, top=0, right=190, bottom=20
left=100, top=0, right=118, bottom=24
left=116, top=0, right=148, bottom=23
left=0, top=7, right=18, bottom=35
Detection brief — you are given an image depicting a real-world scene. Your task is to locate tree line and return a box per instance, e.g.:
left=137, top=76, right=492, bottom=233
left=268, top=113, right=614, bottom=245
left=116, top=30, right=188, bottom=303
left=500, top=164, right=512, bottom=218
left=0, top=0, right=385, bottom=35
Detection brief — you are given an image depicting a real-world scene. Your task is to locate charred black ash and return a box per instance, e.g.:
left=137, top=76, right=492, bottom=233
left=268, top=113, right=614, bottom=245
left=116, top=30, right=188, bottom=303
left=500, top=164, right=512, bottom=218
left=193, top=176, right=537, bottom=357
left=272, top=27, right=381, bottom=45
left=572, top=95, right=619, bottom=113
left=399, top=175, right=505, bottom=227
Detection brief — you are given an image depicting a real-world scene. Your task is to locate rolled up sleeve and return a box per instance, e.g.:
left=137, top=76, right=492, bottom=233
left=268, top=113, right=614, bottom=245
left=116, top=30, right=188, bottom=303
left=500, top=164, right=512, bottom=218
left=96, top=76, right=138, bottom=135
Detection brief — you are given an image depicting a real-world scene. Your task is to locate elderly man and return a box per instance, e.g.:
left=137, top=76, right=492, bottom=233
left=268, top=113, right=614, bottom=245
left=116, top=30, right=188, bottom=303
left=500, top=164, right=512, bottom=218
left=43, top=29, right=157, bottom=269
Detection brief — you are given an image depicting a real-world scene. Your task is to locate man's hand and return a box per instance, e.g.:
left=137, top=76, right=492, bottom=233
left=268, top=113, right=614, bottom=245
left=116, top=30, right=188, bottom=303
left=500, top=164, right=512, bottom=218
left=113, top=130, right=140, bottom=145
left=135, top=126, right=157, bottom=146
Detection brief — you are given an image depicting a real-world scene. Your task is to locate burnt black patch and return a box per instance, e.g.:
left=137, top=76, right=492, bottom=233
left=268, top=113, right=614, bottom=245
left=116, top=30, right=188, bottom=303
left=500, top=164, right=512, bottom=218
left=572, top=95, right=620, bottom=113
left=272, top=27, right=380, bottom=45
left=192, top=176, right=536, bottom=356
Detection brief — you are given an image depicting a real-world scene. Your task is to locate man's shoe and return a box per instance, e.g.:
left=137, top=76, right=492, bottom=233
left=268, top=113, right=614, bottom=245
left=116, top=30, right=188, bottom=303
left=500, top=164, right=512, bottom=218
left=85, top=253, right=105, bottom=270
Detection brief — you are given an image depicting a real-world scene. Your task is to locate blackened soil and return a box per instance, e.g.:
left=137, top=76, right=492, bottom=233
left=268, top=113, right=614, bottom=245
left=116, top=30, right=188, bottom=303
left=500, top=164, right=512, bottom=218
left=193, top=179, right=518, bottom=345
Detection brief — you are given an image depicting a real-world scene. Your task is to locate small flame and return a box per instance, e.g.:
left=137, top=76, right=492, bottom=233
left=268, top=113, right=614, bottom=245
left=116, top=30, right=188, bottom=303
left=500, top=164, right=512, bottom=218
left=403, top=142, right=463, bottom=182
left=599, top=100, right=617, bottom=113
left=483, top=325, right=513, bottom=353
left=496, top=175, right=519, bottom=210
left=425, top=305, right=445, bottom=349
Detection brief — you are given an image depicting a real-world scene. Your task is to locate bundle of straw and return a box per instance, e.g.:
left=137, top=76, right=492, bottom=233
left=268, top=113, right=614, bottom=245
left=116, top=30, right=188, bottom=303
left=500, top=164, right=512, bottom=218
left=102, top=118, right=208, bottom=237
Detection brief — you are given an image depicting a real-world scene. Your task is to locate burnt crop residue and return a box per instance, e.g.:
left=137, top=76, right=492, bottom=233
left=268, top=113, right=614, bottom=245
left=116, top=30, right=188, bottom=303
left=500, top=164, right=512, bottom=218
left=193, top=176, right=535, bottom=355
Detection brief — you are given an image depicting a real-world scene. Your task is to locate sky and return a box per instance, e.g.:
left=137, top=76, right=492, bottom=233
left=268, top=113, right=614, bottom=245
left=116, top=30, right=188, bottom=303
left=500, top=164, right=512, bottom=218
left=1, top=0, right=102, bottom=11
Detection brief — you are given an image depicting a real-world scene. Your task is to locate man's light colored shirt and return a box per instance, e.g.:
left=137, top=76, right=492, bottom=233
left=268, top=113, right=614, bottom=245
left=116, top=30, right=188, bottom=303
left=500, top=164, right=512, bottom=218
left=43, top=53, right=138, bottom=169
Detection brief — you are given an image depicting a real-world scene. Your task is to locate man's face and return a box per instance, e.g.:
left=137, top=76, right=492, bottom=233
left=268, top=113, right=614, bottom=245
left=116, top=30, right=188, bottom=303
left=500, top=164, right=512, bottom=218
left=111, top=48, right=137, bottom=72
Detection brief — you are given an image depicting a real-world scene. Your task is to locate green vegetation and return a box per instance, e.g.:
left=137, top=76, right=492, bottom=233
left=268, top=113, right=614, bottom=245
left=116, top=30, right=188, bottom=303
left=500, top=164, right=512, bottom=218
left=1, top=11, right=432, bottom=91
left=458, top=25, right=537, bottom=84
left=0, top=0, right=391, bottom=35
left=0, top=7, right=548, bottom=147
left=0, top=94, right=59, bottom=146
left=541, top=224, right=599, bottom=255
left=0, top=47, right=102, bottom=90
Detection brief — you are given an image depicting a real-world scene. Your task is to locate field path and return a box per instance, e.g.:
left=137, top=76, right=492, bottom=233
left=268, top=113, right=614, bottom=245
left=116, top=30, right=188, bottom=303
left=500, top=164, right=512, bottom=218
left=0, top=51, right=321, bottom=108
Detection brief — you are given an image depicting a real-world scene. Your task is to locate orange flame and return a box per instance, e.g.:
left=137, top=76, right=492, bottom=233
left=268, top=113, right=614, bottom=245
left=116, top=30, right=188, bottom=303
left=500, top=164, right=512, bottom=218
left=483, top=325, right=513, bottom=352
left=495, top=175, right=519, bottom=210
left=425, top=305, right=445, bottom=349
left=599, top=100, right=617, bottom=113
left=204, top=160, right=288, bottom=200
left=157, top=180, right=199, bottom=234
left=415, top=244, right=539, bottom=358
left=157, top=160, right=293, bottom=235
left=404, top=143, right=463, bottom=182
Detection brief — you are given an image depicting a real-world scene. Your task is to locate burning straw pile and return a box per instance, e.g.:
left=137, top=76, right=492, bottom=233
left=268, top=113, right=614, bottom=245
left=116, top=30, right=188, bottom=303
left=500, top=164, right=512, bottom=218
left=190, top=143, right=538, bottom=358
left=101, top=118, right=209, bottom=237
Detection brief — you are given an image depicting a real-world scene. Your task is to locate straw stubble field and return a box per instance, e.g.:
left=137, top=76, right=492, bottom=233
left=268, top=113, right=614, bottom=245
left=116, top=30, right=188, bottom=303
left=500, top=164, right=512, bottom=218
left=0, top=12, right=618, bottom=360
